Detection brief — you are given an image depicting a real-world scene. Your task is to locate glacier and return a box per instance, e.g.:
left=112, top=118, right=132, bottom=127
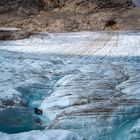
left=0, top=31, right=140, bottom=140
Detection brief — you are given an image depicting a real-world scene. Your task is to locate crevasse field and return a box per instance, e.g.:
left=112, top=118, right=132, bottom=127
left=0, top=31, right=140, bottom=140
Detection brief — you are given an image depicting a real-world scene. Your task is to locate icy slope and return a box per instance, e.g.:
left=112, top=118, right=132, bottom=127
left=0, top=31, right=140, bottom=56
left=0, top=31, right=140, bottom=140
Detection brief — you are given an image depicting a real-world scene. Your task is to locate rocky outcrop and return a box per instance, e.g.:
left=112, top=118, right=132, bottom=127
left=0, top=0, right=43, bottom=15
left=39, top=0, right=67, bottom=10
left=39, top=0, right=133, bottom=12
left=0, top=27, right=31, bottom=40
left=0, top=0, right=140, bottom=32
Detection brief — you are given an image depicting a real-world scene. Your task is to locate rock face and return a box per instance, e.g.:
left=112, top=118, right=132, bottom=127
left=39, top=0, right=67, bottom=10
left=0, top=31, right=140, bottom=139
left=40, top=0, right=133, bottom=12
left=0, top=0, right=43, bottom=15
left=0, top=27, right=31, bottom=40
left=0, top=0, right=140, bottom=32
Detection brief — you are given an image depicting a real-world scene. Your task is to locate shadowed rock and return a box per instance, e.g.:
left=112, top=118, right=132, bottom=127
left=34, top=107, right=43, bottom=115
left=0, top=27, right=31, bottom=40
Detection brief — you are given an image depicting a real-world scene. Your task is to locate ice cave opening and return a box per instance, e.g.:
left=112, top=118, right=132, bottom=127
left=0, top=80, right=51, bottom=134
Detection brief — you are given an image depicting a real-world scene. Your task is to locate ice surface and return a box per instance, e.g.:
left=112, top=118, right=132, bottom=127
left=0, top=31, right=140, bottom=56
left=0, top=130, right=82, bottom=140
left=0, top=31, right=140, bottom=139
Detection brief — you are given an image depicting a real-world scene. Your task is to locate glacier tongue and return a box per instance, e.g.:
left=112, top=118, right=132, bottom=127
left=0, top=31, right=140, bottom=140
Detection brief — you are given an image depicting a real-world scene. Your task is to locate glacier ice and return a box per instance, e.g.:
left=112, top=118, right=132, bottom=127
left=0, top=130, right=82, bottom=140
left=0, top=31, right=140, bottom=139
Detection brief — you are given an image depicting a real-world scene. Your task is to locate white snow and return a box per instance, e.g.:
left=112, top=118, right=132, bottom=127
left=0, top=31, right=139, bottom=56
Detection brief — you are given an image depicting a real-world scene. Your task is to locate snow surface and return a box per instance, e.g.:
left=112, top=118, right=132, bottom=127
left=0, top=31, right=140, bottom=56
